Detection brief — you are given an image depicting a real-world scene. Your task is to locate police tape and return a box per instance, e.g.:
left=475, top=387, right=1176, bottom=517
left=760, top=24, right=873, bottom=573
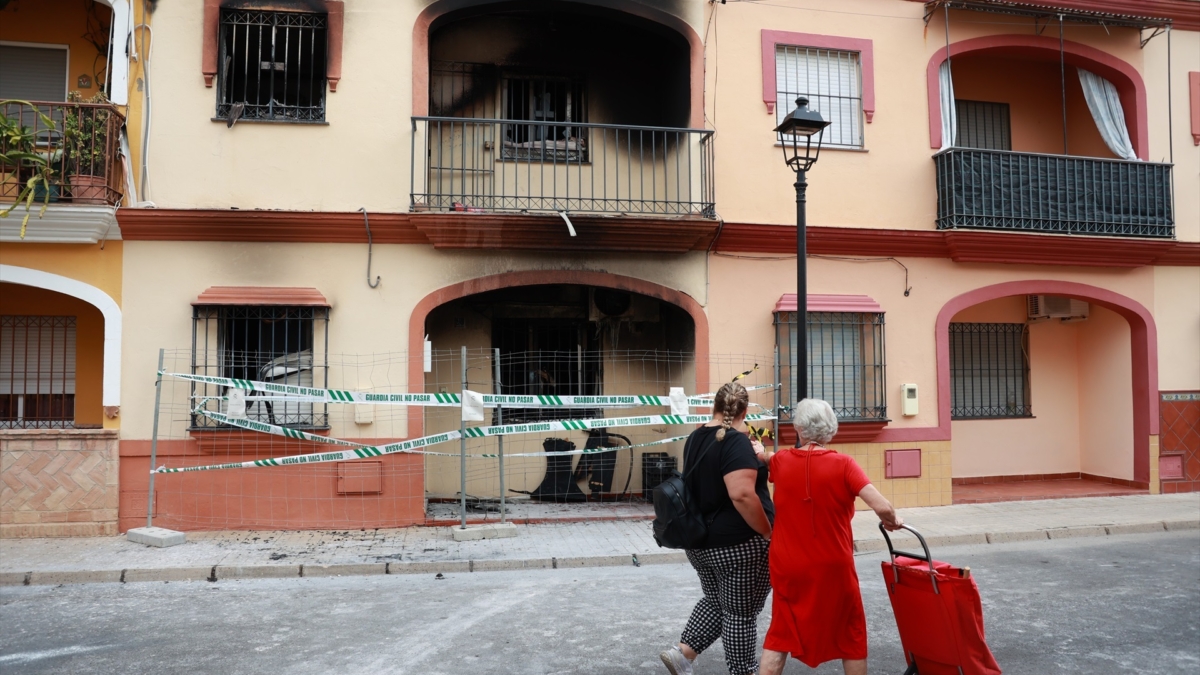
left=153, top=407, right=774, bottom=474
left=167, top=371, right=776, bottom=409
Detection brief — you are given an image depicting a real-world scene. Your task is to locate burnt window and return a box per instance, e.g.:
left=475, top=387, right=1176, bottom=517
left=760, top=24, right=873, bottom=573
left=191, top=305, right=329, bottom=429
left=493, top=318, right=601, bottom=423
left=0, top=316, right=76, bottom=429
left=955, top=100, right=1011, bottom=151
left=949, top=323, right=1030, bottom=419
left=216, top=9, right=328, bottom=123
left=501, top=75, right=588, bottom=161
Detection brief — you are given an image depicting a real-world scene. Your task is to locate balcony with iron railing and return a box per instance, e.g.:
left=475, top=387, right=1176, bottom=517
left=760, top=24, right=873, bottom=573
left=410, top=118, right=715, bottom=218
left=1, top=99, right=125, bottom=209
left=934, top=148, right=1174, bottom=238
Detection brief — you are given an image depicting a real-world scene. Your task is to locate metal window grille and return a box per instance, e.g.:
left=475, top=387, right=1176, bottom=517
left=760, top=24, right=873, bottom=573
left=493, top=319, right=602, bottom=422
left=190, top=306, right=329, bottom=429
left=955, top=100, right=1011, bottom=151
left=775, top=46, right=863, bottom=148
left=774, top=311, right=887, bottom=421
left=949, top=323, right=1031, bottom=419
left=0, top=316, right=76, bottom=429
left=216, top=9, right=328, bottom=123
left=501, top=74, right=588, bottom=162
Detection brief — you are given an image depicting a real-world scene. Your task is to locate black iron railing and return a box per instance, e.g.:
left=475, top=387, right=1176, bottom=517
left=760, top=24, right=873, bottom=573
left=411, top=117, right=715, bottom=217
left=935, top=148, right=1173, bottom=238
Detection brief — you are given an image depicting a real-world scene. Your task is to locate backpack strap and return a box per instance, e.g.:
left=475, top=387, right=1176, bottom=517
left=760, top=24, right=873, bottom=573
left=681, top=430, right=720, bottom=481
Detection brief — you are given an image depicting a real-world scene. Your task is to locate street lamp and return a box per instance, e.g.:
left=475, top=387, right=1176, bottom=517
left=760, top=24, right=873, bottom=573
left=774, top=96, right=829, bottom=410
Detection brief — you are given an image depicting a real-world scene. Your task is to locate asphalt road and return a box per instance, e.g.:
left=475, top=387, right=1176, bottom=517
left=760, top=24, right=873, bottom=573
left=1, top=530, right=1197, bottom=675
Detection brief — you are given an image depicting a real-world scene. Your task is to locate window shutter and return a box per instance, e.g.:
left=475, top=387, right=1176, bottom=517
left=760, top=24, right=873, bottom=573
left=0, top=45, right=68, bottom=102
left=775, top=46, right=862, bottom=148
left=0, top=317, right=76, bottom=396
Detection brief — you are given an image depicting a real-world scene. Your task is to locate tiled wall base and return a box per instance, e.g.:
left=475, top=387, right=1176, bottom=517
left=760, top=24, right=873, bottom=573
left=1, top=429, right=119, bottom=538
left=833, top=440, right=953, bottom=510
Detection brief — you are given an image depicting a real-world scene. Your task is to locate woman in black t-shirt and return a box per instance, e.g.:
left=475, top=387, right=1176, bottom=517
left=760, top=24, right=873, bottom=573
left=660, top=382, right=774, bottom=675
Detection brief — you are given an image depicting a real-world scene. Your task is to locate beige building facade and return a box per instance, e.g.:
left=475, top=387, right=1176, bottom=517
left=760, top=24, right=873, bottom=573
left=3, top=0, right=1197, bottom=534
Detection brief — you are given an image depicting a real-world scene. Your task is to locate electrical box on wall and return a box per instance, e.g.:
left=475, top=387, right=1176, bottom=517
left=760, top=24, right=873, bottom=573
left=902, top=384, right=918, bottom=416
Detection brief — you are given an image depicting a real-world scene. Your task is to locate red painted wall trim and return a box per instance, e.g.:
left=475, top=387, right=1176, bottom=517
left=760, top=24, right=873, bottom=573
left=761, top=30, right=875, bottom=121
left=930, top=281, right=1158, bottom=482
left=325, top=1, right=344, bottom=92
left=202, top=0, right=220, bottom=87
left=903, top=0, right=1200, bottom=31
left=407, top=271, right=710, bottom=439
left=1190, top=72, right=1200, bottom=146
left=412, top=0, right=706, bottom=128
left=714, top=223, right=1199, bottom=267
left=925, top=35, right=1149, bottom=160
left=117, top=209, right=429, bottom=244
left=202, top=1, right=344, bottom=91
left=192, top=286, right=329, bottom=307
left=774, top=294, right=884, bottom=313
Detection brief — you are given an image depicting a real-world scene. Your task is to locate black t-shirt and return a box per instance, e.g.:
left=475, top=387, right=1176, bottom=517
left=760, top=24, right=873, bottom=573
left=683, top=425, right=775, bottom=549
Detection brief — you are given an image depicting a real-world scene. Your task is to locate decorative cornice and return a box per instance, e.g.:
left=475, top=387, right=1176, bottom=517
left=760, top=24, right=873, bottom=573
left=903, top=0, right=1200, bottom=31
left=194, top=286, right=330, bottom=307
left=714, top=223, right=1200, bottom=267
left=409, top=212, right=719, bottom=253
left=0, top=205, right=119, bottom=244
left=117, top=208, right=427, bottom=243
left=115, top=208, right=1200, bottom=266
left=118, top=208, right=719, bottom=253
left=774, top=294, right=885, bottom=313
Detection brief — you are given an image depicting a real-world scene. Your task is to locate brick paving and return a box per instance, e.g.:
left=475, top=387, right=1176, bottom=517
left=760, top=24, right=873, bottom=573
left=1, top=493, right=1196, bottom=583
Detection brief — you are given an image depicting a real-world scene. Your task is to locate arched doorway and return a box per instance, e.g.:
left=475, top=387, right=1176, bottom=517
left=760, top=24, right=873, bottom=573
left=412, top=0, right=704, bottom=127
left=0, top=265, right=122, bottom=425
left=936, top=281, right=1157, bottom=501
left=925, top=35, right=1148, bottom=159
left=409, top=271, right=706, bottom=511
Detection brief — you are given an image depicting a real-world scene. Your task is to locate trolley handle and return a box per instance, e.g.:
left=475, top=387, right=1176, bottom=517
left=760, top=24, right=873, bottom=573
left=878, top=522, right=936, bottom=575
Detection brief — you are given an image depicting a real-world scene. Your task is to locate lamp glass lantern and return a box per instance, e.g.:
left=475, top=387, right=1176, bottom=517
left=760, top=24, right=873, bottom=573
left=774, top=97, right=831, bottom=172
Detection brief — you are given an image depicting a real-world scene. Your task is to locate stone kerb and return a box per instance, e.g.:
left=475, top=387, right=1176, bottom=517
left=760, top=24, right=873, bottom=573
left=0, top=428, right=119, bottom=537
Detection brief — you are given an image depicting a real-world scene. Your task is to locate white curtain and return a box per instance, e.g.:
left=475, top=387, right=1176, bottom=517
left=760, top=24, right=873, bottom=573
left=939, top=60, right=957, bottom=150
left=1078, top=68, right=1137, bottom=161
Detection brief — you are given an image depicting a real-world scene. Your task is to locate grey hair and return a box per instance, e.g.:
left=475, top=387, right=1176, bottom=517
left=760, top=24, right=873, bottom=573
left=792, top=398, right=838, bottom=445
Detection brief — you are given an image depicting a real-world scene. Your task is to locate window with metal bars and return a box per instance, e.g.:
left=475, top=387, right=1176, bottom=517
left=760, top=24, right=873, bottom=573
left=954, top=100, right=1011, bottom=151
left=216, top=9, right=328, bottom=123
left=493, top=319, right=601, bottom=423
left=949, top=323, right=1031, bottom=419
left=0, top=316, right=76, bottom=429
left=774, top=311, right=887, bottom=421
left=775, top=45, right=863, bottom=149
left=501, top=74, right=588, bottom=161
left=191, top=306, right=329, bottom=429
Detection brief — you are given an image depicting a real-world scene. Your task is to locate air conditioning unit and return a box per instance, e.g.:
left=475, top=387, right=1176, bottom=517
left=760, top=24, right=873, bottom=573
left=1027, top=295, right=1089, bottom=322
left=589, top=288, right=660, bottom=322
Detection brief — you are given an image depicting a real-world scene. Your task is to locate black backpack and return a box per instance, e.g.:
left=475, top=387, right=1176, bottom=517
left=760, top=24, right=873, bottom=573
left=651, top=433, right=719, bottom=549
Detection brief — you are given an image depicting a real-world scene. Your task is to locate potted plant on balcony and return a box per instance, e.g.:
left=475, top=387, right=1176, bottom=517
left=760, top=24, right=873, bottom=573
left=62, top=91, right=112, bottom=205
left=0, top=101, right=59, bottom=238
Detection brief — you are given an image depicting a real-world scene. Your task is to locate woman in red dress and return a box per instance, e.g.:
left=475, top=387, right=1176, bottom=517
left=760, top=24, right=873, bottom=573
left=757, top=399, right=903, bottom=675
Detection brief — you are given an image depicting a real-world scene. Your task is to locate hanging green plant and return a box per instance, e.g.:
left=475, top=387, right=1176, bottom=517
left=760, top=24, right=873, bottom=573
left=0, top=100, right=59, bottom=239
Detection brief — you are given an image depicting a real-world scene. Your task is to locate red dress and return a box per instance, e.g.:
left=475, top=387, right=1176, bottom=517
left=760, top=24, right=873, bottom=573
left=764, top=446, right=872, bottom=667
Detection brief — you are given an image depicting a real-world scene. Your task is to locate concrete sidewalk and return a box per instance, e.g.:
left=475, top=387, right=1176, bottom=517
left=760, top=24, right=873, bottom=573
left=2, top=493, right=1196, bottom=586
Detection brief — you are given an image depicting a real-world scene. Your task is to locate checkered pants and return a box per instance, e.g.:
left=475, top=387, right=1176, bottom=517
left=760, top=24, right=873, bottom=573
left=680, top=536, right=772, bottom=675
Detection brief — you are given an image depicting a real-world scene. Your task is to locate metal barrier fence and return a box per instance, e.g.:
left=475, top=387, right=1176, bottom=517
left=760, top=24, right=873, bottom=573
left=143, top=348, right=775, bottom=531
left=411, top=117, right=715, bottom=217
left=934, top=147, right=1174, bottom=238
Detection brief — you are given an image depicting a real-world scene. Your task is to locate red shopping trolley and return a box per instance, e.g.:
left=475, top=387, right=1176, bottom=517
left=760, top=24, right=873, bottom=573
left=879, top=523, right=1002, bottom=675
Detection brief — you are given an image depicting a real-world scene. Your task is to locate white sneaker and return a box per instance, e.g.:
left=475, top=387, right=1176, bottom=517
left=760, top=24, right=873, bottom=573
left=659, top=646, right=694, bottom=675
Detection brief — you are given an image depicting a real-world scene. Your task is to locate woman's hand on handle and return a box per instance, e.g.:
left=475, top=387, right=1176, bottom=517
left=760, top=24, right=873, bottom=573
left=859, top=484, right=904, bottom=531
